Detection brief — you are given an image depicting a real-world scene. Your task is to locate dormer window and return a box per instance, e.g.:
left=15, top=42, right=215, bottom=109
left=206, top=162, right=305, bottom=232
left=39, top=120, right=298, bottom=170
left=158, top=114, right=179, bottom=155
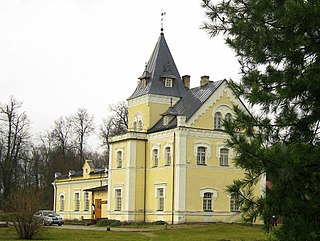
left=141, top=79, right=147, bottom=88
left=164, top=78, right=173, bottom=87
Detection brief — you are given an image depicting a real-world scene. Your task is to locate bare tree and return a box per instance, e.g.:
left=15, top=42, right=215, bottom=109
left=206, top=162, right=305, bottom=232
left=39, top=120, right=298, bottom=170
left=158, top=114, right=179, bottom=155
left=51, top=116, right=72, bottom=160
left=71, top=108, right=94, bottom=166
left=100, top=101, right=128, bottom=166
left=0, top=97, right=30, bottom=201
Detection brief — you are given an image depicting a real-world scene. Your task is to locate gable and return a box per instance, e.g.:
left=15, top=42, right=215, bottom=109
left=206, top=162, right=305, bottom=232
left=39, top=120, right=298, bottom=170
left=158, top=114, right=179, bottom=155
left=187, top=81, right=248, bottom=129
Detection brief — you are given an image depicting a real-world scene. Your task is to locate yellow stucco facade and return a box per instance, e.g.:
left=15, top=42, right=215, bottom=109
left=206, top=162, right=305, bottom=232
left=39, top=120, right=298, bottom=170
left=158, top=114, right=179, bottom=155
left=53, top=160, right=108, bottom=220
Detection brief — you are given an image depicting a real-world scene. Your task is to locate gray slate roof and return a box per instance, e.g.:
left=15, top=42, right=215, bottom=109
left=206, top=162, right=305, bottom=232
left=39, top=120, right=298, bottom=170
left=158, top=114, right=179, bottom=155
left=128, top=33, right=187, bottom=100
left=149, top=80, right=225, bottom=133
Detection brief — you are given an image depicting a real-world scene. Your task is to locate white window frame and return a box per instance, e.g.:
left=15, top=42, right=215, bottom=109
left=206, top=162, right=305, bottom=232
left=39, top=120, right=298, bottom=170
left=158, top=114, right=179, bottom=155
left=84, top=192, right=90, bottom=211
left=163, top=144, right=172, bottom=166
left=151, top=145, right=160, bottom=167
left=194, top=142, right=211, bottom=165
left=154, top=183, right=166, bottom=212
left=216, top=145, right=233, bottom=166
left=164, top=78, right=173, bottom=87
left=225, top=113, right=232, bottom=122
left=132, top=113, right=143, bottom=131
left=220, top=148, right=229, bottom=166
left=229, top=193, right=241, bottom=212
left=114, top=189, right=122, bottom=211
left=115, top=147, right=124, bottom=168
left=214, top=112, right=222, bottom=130
left=59, top=194, right=65, bottom=212
left=203, top=192, right=213, bottom=211
left=152, top=149, right=159, bottom=167
left=200, top=188, right=217, bottom=212
left=74, top=192, right=80, bottom=211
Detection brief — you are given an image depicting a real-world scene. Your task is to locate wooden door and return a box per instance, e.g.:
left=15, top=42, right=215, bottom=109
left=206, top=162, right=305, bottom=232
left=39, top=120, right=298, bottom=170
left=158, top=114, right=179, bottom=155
left=95, top=199, right=101, bottom=219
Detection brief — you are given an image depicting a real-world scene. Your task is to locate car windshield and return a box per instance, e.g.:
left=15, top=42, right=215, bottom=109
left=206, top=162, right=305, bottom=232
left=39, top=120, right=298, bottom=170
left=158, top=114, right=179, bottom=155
left=43, top=211, right=58, bottom=217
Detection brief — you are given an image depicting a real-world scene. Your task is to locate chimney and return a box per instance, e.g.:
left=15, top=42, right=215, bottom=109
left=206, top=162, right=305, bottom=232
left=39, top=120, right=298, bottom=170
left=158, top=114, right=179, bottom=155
left=177, top=115, right=186, bottom=127
left=54, top=172, right=61, bottom=179
left=68, top=170, right=75, bottom=177
left=200, top=75, right=210, bottom=87
left=182, top=75, right=190, bottom=89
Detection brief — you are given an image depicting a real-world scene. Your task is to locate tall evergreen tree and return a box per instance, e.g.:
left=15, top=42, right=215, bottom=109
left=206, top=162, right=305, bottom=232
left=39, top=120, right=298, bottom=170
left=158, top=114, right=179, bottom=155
left=201, top=0, right=320, bottom=240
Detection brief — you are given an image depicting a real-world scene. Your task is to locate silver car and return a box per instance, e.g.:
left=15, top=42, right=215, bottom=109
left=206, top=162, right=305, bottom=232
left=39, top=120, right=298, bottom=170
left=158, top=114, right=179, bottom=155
left=34, top=210, right=64, bottom=226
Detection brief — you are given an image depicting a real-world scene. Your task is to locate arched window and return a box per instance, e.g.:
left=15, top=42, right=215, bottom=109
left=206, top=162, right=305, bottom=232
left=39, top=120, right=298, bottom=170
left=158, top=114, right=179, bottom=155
left=197, top=146, right=207, bottom=165
left=116, top=150, right=123, bottom=168
left=220, top=148, right=229, bottom=166
left=164, top=147, right=171, bottom=165
left=225, top=113, right=232, bottom=122
left=59, top=195, right=65, bottom=211
left=132, top=113, right=143, bottom=132
left=138, top=120, right=143, bottom=130
left=203, top=192, right=213, bottom=211
left=214, top=112, right=222, bottom=129
left=152, top=149, right=159, bottom=167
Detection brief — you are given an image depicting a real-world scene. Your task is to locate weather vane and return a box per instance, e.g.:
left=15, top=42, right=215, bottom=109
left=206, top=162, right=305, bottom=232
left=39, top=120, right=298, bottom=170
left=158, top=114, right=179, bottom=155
left=161, top=9, right=166, bottom=33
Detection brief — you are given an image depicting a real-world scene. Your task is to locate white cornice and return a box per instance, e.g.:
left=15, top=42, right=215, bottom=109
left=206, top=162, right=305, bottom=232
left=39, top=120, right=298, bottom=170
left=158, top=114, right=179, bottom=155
left=148, top=129, right=174, bottom=141
left=109, top=132, right=147, bottom=143
left=128, top=94, right=180, bottom=108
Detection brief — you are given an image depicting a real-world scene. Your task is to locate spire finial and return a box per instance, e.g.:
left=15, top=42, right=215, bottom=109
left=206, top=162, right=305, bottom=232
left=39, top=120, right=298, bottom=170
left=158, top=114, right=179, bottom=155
left=161, top=9, right=166, bottom=34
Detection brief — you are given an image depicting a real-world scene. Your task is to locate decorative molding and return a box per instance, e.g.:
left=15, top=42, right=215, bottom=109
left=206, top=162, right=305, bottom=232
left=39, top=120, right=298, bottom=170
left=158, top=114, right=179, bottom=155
left=194, top=141, right=212, bottom=160
left=200, top=188, right=218, bottom=200
left=109, top=132, right=147, bottom=143
left=148, top=129, right=174, bottom=140
left=128, top=94, right=180, bottom=108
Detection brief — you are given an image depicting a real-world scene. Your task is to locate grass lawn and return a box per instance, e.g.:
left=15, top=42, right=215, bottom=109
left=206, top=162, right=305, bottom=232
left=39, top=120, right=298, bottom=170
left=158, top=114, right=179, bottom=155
left=0, top=223, right=268, bottom=241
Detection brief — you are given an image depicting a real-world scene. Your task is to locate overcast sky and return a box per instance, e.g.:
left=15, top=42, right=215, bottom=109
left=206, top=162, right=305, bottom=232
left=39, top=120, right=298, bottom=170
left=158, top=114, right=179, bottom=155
left=0, top=0, right=240, bottom=149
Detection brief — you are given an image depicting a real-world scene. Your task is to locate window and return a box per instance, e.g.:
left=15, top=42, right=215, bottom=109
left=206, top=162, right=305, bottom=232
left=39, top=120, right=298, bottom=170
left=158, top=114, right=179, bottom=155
left=115, top=189, right=122, bottom=210
left=157, top=188, right=164, bottom=211
left=220, top=148, right=229, bottom=166
left=59, top=195, right=65, bottom=211
left=138, top=120, right=143, bottom=131
left=203, top=192, right=213, bottom=211
left=116, top=150, right=122, bottom=168
left=164, top=78, right=173, bottom=87
left=197, top=146, right=207, bottom=165
left=152, top=149, right=159, bottom=167
left=74, top=193, right=80, bottom=211
left=132, top=113, right=143, bottom=131
left=84, top=192, right=89, bottom=211
left=164, top=147, right=171, bottom=165
left=230, top=194, right=240, bottom=212
left=225, top=113, right=232, bottom=122
left=214, top=112, right=222, bottom=129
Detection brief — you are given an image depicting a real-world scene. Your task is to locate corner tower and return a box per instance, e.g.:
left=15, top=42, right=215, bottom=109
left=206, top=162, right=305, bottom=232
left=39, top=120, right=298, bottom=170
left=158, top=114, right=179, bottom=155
left=127, top=32, right=187, bottom=132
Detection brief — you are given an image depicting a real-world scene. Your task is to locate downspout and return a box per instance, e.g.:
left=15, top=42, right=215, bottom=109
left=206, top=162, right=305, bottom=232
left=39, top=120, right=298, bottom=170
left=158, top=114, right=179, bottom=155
left=143, top=140, right=147, bottom=222
left=53, top=180, right=57, bottom=212
left=171, top=130, right=176, bottom=225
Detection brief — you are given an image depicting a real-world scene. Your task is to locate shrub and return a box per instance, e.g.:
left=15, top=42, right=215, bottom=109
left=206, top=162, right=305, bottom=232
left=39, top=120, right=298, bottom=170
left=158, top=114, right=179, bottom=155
left=96, top=219, right=121, bottom=227
left=4, top=187, right=47, bottom=239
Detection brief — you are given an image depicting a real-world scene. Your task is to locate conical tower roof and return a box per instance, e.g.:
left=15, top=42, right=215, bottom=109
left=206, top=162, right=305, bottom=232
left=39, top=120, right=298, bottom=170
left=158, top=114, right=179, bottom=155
left=128, top=33, right=187, bottom=100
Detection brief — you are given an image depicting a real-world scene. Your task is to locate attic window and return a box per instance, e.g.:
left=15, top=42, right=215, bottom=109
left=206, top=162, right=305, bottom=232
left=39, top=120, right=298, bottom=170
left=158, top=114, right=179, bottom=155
left=141, top=79, right=147, bottom=88
left=164, top=78, right=173, bottom=87
left=163, top=115, right=173, bottom=126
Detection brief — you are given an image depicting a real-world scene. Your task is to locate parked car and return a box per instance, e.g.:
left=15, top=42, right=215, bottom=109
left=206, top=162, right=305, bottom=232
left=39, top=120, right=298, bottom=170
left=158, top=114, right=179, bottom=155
left=34, top=210, right=64, bottom=226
